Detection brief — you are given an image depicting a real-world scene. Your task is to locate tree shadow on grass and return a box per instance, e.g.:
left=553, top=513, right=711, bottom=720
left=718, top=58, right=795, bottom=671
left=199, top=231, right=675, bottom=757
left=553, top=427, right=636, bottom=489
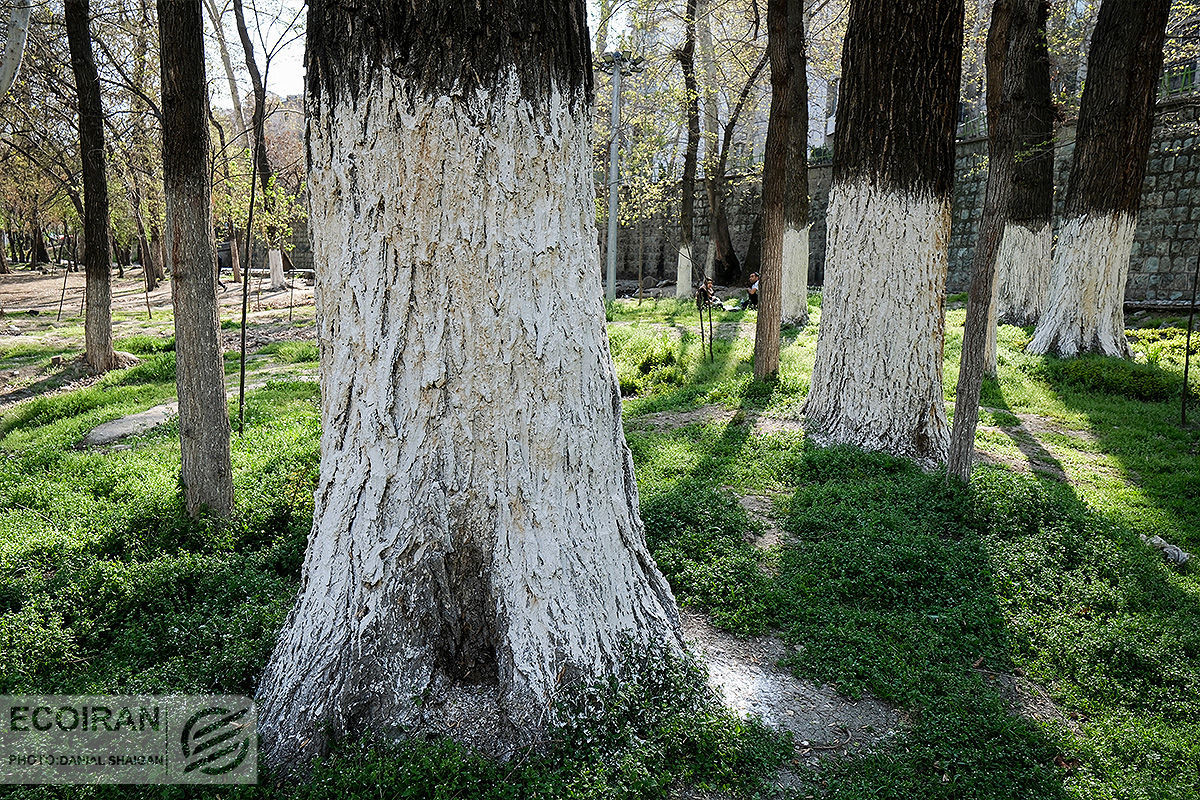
left=1012, top=351, right=1200, bottom=552
left=977, top=376, right=1071, bottom=482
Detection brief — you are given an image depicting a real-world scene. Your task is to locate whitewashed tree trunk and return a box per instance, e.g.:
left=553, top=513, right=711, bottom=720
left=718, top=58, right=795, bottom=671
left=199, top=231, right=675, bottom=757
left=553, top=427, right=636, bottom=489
left=1028, top=213, right=1135, bottom=358
left=994, top=221, right=1051, bottom=326
left=675, top=242, right=693, bottom=298
left=806, top=181, right=951, bottom=461
left=0, top=1, right=32, bottom=99
left=257, top=75, right=681, bottom=770
left=268, top=247, right=285, bottom=290
left=780, top=224, right=809, bottom=325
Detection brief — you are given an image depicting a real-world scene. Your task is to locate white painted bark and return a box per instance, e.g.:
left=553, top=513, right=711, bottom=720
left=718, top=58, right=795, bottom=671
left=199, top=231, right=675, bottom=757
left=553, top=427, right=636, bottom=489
left=1028, top=212, right=1134, bottom=358
left=0, top=1, right=32, bottom=100
left=257, top=77, right=681, bottom=768
left=805, top=180, right=951, bottom=462
left=780, top=223, right=809, bottom=326
left=994, top=221, right=1051, bottom=326
left=675, top=241, right=693, bottom=298
left=268, top=247, right=285, bottom=290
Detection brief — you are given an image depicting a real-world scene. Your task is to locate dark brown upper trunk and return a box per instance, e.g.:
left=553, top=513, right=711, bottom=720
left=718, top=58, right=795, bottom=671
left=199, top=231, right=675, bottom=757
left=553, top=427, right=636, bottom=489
left=158, top=0, right=235, bottom=518
left=305, top=0, right=593, bottom=112
left=66, top=0, right=117, bottom=372
left=1008, top=0, right=1053, bottom=227
left=1064, top=0, right=1170, bottom=218
left=832, top=0, right=964, bottom=199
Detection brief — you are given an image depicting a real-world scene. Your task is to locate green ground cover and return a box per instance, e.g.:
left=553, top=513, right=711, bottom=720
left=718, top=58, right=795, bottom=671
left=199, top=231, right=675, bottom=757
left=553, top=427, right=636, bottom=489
left=0, top=298, right=1196, bottom=798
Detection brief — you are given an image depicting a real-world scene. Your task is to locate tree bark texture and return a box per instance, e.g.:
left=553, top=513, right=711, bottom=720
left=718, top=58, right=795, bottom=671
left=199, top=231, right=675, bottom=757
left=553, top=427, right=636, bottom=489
left=675, top=0, right=700, bottom=299
left=805, top=0, right=964, bottom=463
left=1029, top=0, right=1170, bottom=358
left=994, top=0, right=1053, bottom=327
left=948, top=0, right=1040, bottom=481
left=257, top=0, right=680, bottom=774
left=0, top=0, right=32, bottom=99
left=755, top=0, right=808, bottom=379
left=159, top=0, right=235, bottom=518
left=66, top=0, right=118, bottom=373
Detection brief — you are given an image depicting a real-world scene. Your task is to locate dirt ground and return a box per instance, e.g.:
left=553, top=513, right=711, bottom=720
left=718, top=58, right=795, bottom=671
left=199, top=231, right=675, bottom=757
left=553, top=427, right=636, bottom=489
left=0, top=265, right=317, bottom=407
left=0, top=263, right=315, bottom=317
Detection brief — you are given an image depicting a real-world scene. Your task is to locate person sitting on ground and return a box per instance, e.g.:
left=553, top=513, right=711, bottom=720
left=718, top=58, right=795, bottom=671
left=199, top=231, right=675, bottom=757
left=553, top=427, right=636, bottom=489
left=740, top=272, right=759, bottom=310
left=696, top=276, right=720, bottom=310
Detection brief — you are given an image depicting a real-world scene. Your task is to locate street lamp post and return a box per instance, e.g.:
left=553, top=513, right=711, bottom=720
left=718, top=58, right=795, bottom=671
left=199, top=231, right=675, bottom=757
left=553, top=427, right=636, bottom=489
left=598, top=50, right=644, bottom=302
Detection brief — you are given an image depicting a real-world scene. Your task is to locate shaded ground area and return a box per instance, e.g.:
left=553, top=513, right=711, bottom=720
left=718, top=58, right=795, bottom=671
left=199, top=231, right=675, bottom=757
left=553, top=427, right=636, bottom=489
left=683, top=611, right=907, bottom=761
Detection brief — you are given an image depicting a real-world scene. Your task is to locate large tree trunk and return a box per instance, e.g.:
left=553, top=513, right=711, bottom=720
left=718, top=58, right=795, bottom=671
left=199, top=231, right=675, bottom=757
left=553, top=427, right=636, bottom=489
left=1029, top=0, right=1170, bottom=358
left=66, top=0, right=119, bottom=373
left=804, top=0, right=963, bottom=463
left=755, top=0, right=808, bottom=379
left=257, top=0, right=681, bottom=774
left=675, top=0, right=700, bottom=299
left=0, top=0, right=32, bottom=99
left=948, top=0, right=1043, bottom=480
left=159, top=0, right=234, bottom=518
left=992, top=1, right=1053, bottom=331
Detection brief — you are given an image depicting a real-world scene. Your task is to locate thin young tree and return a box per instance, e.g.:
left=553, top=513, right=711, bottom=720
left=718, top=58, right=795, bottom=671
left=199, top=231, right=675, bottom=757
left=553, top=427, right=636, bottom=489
left=231, top=0, right=299, bottom=291
left=157, top=0, right=234, bottom=517
left=257, top=0, right=681, bottom=772
left=991, top=0, right=1054, bottom=331
left=754, top=0, right=807, bottom=379
left=675, top=0, right=700, bottom=299
left=65, top=0, right=120, bottom=373
left=1028, top=0, right=1171, bottom=358
left=804, top=0, right=964, bottom=462
left=949, top=0, right=1047, bottom=480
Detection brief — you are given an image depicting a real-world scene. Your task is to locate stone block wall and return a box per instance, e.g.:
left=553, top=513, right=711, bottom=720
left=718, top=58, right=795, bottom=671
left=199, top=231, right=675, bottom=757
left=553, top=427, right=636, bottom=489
left=275, top=98, right=1200, bottom=302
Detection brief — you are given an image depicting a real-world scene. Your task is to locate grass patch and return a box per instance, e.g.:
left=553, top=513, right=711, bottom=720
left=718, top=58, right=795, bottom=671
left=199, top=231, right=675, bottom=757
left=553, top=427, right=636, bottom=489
left=1, top=306, right=1198, bottom=798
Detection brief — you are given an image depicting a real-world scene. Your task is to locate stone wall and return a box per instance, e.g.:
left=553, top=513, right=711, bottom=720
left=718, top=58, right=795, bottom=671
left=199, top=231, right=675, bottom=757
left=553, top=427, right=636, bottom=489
left=266, top=98, right=1200, bottom=302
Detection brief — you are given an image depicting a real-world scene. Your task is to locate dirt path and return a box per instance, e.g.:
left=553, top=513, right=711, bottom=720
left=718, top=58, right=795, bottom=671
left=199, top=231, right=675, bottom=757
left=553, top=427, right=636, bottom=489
left=0, top=264, right=315, bottom=317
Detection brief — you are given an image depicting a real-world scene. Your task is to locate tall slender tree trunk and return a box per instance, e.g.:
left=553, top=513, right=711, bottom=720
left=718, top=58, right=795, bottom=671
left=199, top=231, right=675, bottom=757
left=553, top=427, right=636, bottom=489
left=755, top=0, right=808, bottom=379
left=66, top=0, right=119, bottom=373
left=949, top=0, right=1043, bottom=480
left=1029, top=0, right=1170, bottom=358
left=202, top=0, right=248, bottom=147
left=675, top=0, right=700, bottom=299
left=992, top=0, right=1053, bottom=332
left=804, top=0, right=964, bottom=463
left=231, top=0, right=284, bottom=279
left=0, top=230, right=8, bottom=274
left=159, top=0, right=234, bottom=518
left=257, top=0, right=681, bottom=774
left=696, top=0, right=735, bottom=283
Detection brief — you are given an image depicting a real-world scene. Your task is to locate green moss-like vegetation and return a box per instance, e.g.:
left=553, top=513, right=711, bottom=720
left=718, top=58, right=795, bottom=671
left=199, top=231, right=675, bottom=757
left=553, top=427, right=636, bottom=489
left=0, top=299, right=1197, bottom=798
